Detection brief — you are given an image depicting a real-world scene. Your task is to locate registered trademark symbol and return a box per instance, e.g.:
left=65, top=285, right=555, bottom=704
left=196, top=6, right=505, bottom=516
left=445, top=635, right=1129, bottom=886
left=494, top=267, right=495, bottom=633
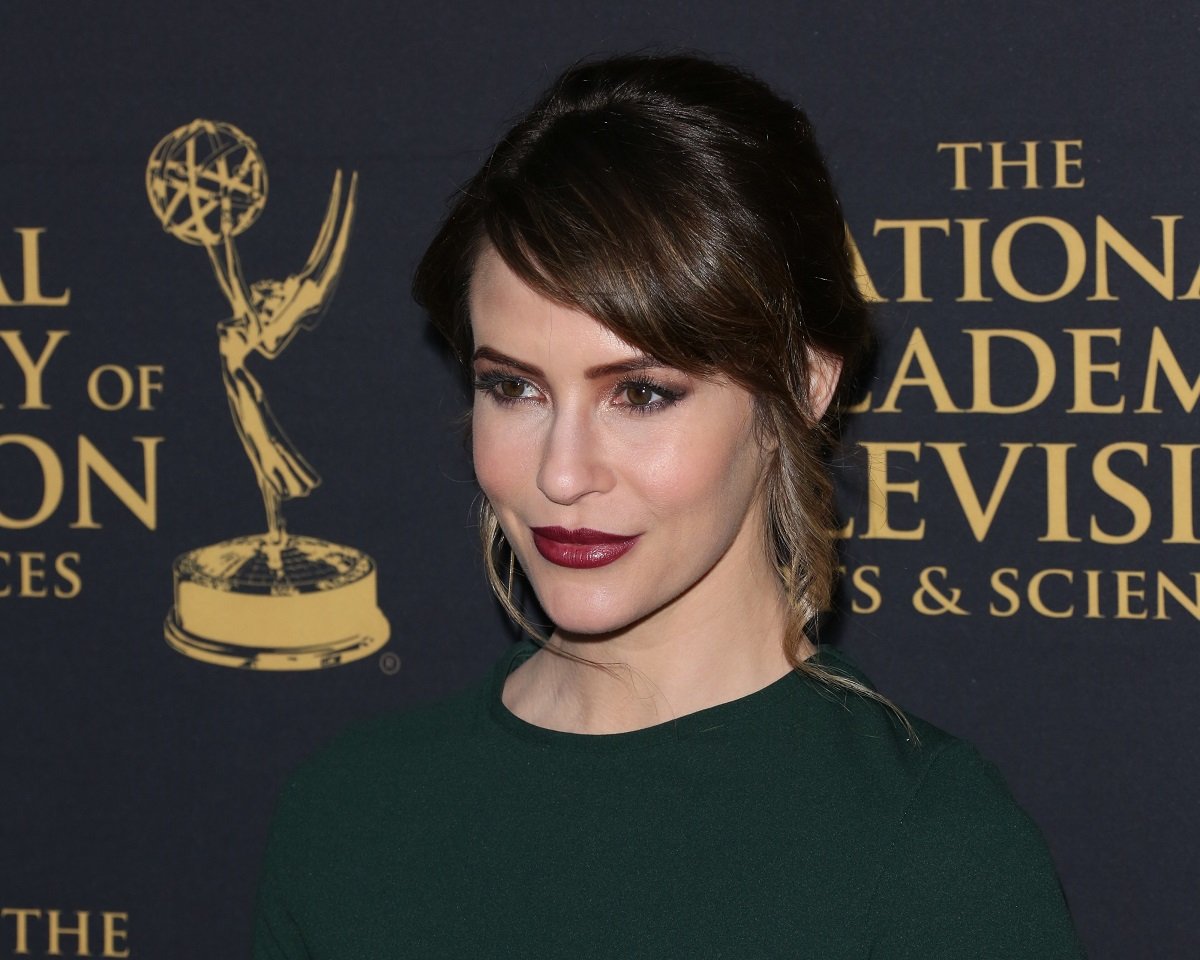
left=378, top=651, right=402, bottom=675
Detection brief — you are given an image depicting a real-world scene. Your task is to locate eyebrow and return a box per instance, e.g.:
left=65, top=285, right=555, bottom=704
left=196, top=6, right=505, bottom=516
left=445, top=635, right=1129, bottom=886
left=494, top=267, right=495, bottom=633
left=471, top=346, right=668, bottom=380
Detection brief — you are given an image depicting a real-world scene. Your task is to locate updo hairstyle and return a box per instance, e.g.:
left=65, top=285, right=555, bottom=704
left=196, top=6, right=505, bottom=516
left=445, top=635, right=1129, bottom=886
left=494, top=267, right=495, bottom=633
left=414, top=53, right=884, bottom=703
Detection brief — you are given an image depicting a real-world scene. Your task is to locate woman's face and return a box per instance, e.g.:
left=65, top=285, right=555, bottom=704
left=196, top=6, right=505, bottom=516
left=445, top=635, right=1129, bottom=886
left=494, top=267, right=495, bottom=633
left=468, top=246, right=776, bottom=638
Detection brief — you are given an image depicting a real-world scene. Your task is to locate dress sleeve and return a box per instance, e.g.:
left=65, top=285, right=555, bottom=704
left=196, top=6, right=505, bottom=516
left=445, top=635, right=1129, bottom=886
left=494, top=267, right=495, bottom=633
left=250, top=778, right=316, bottom=960
left=866, top=741, right=1087, bottom=959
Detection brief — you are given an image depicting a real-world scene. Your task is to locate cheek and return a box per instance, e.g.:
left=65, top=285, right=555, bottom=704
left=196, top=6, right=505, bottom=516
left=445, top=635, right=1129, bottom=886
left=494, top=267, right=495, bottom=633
left=634, top=419, right=763, bottom=526
left=471, top=403, right=533, bottom=507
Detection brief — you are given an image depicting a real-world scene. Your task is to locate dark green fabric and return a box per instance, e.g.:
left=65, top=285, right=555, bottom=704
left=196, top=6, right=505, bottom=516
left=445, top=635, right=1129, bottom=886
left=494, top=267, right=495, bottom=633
left=252, top=640, right=1085, bottom=958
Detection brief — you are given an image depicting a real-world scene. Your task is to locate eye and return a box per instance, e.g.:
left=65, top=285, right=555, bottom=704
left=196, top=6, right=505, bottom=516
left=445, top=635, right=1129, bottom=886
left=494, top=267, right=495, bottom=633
left=615, top=378, right=684, bottom=414
left=499, top=378, right=531, bottom=399
left=624, top=383, right=656, bottom=406
left=473, top=370, right=540, bottom=405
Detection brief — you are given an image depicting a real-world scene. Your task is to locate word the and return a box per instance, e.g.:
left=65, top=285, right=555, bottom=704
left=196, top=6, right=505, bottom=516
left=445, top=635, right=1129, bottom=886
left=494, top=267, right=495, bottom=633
left=0, top=908, right=128, bottom=957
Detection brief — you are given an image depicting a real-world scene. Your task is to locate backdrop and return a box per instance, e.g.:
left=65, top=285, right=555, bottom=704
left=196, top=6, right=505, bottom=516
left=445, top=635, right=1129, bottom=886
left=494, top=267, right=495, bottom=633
left=2, top=2, right=1196, bottom=957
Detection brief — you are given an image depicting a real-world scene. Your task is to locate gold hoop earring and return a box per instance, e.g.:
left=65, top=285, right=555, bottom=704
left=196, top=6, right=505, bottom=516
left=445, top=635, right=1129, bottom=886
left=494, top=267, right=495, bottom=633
left=480, top=497, right=514, bottom=603
left=479, top=497, right=543, bottom=640
left=493, top=519, right=515, bottom=602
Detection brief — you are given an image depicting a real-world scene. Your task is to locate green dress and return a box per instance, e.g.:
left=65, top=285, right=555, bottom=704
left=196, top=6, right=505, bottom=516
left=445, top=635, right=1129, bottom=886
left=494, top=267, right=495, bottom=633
left=252, top=640, right=1086, bottom=958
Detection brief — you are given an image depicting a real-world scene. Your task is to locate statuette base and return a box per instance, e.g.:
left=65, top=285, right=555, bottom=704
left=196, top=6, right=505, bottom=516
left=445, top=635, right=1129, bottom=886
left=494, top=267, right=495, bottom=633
left=164, top=534, right=390, bottom=670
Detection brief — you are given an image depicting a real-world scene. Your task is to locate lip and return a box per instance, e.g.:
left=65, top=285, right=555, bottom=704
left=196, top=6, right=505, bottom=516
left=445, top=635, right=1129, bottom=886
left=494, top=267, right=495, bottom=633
left=530, top=526, right=640, bottom=569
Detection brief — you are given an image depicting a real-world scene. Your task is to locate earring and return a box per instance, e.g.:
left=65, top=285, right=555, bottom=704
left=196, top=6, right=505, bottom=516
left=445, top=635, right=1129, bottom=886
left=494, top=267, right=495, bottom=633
left=480, top=497, right=515, bottom=603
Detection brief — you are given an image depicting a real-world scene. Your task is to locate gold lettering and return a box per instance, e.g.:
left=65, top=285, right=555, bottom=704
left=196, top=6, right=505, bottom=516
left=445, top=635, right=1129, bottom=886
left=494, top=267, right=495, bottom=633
left=1179, top=259, right=1200, bottom=300
left=1154, top=572, right=1200, bottom=621
left=0, top=329, right=69, bottom=409
left=55, top=552, right=83, bottom=599
left=936, top=141, right=983, bottom=190
left=1, top=907, right=41, bottom=955
left=1066, top=328, right=1124, bottom=412
left=0, top=228, right=70, bottom=306
left=71, top=436, right=162, bottom=531
left=956, top=219, right=993, bottom=301
left=1114, top=570, right=1148, bottom=619
left=989, top=568, right=1020, bottom=616
left=1038, top=443, right=1081, bottom=542
left=873, top=219, right=950, bottom=302
left=989, top=140, right=1040, bottom=189
left=965, top=329, right=1054, bottom=413
left=991, top=216, right=1086, bottom=301
left=0, top=552, right=83, bottom=598
left=1052, top=140, right=1085, bottom=188
left=1090, top=443, right=1151, bottom=544
left=18, top=551, right=48, bottom=599
left=137, top=364, right=165, bottom=411
left=1137, top=327, right=1200, bottom=412
left=875, top=328, right=961, bottom=413
left=87, top=365, right=135, bottom=411
left=101, top=912, right=130, bottom=959
left=927, top=442, right=1029, bottom=541
left=1164, top=444, right=1200, bottom=544
left=1089, top=215, right=1180, bottom=301
left=47, top=909, right=90, bottom=957
left=1084, top=569, right=1103, bottom=618
left=843, top=394, right=871, bottom=415
left=845, top=227, right=884, bottom=302
left=1028, top=568, right=1075, bottom=618
left=0, top=434, right=64, bottom=529
left=860, top=441, right=925, bottom=540
left=850, top=565, right=882, bottom=613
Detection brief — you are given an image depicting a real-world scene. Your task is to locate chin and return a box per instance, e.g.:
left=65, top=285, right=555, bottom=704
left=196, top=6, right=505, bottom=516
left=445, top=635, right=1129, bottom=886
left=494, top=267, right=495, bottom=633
left=542, top=583, right=685, bottom=639
left=542, top=606, right=632, bottom=639
left=533, top=585, right=646, bottom=639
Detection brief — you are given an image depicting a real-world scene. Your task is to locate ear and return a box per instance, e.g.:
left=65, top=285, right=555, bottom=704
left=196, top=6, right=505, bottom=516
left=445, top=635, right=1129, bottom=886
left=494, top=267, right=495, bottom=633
left=807, top=350, right=843, bottom=422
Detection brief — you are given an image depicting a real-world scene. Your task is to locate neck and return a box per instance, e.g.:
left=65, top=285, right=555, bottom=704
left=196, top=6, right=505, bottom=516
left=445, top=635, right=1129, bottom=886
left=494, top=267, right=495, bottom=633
left=501, top=538, right=812, bottom=735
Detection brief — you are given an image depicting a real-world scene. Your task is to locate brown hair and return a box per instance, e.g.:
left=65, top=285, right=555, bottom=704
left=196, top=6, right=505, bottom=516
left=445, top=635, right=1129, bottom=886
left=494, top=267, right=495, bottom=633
left=414, top=53, right=904, bottom=723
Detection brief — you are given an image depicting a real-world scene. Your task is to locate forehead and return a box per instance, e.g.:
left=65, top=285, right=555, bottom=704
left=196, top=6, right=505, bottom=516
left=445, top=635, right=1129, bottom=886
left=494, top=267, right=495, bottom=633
left=468, top=245, right=640, bottom=362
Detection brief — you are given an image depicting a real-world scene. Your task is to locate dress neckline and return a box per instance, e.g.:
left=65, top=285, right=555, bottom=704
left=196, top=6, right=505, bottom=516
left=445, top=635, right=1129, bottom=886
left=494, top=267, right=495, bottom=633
left=486, top=637, right=854, bottom=752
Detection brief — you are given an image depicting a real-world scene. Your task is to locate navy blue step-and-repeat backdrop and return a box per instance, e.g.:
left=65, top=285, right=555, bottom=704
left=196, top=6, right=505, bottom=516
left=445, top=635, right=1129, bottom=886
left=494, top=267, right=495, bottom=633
left=2, top=3, right=1196, bottom=957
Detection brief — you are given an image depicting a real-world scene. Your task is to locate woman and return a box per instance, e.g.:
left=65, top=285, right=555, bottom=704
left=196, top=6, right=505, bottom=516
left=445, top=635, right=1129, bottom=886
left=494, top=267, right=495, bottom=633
left=252, top=54, right=1085, bottom=958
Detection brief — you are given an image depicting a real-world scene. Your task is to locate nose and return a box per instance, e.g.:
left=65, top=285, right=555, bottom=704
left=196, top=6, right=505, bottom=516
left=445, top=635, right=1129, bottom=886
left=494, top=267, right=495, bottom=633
left=536, top=406, right=614, bottom=505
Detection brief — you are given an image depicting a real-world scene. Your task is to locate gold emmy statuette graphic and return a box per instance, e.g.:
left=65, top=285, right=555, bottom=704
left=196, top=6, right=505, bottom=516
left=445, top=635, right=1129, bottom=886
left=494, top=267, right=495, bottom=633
left=147, top=119, right=389, bottom=669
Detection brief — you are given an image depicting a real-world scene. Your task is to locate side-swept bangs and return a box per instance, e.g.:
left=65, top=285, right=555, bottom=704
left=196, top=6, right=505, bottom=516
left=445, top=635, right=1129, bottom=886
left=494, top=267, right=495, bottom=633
left=413, top=55, right=892, bottom=704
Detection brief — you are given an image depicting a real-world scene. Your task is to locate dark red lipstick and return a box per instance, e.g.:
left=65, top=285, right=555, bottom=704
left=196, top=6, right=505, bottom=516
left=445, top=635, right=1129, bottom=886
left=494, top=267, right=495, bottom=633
left=530, top=526, right=640, bottom=569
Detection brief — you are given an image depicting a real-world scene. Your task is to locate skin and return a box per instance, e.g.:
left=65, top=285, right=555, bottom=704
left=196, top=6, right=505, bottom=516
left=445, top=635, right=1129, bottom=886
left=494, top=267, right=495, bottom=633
left=469, top=245, right=838, bottom=735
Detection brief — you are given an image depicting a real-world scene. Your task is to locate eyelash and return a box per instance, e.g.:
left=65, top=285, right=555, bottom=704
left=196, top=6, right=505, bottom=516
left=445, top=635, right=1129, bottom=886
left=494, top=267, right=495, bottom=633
left=472, top=371, right=684, bottom=415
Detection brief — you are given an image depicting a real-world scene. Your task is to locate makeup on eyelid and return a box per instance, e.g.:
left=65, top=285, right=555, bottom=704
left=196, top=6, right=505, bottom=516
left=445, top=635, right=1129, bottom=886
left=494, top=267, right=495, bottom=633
left=469, top=245, right=771, bottom=638
left=472, top=368, right=686, bottom=413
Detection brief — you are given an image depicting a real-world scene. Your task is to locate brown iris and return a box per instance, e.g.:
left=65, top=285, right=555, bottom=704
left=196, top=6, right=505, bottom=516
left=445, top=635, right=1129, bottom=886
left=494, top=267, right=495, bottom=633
left=624, top=383, right=654, bottom=406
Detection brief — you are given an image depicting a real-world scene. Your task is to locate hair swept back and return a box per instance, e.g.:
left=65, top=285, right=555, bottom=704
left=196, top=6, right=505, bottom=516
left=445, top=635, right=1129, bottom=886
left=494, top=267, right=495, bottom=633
left=414, top=52, right=911, bottom=733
